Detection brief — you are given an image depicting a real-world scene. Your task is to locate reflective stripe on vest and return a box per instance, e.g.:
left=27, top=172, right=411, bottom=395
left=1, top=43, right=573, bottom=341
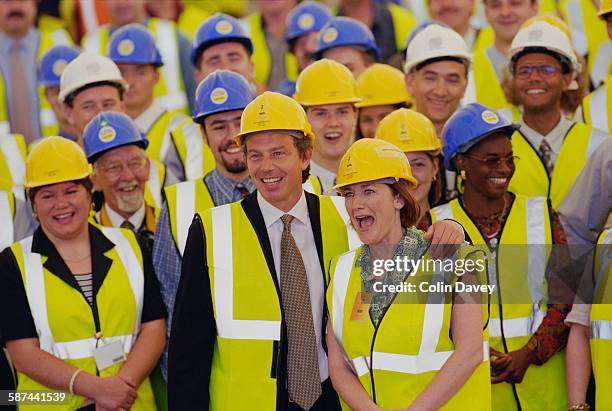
left=463, top=47, right=513, bottom=112
left=302, top=179, right=314, bottom=194
left=178, top=120, right=206, bottom=181
left=0, top=134, right=26, bottom=188
left=19, top=228, right=143, bottom=359
left=211, top=205, right=281, bottom=340
left=590, top=41, right=612, bottom=87
left=146, top=160, right=163, bottom=208
left=591, top=320, right=612, bottom=340
left=329, top=196, right=362, bottom=250
left=151, top=19, right=188, bottom=112
left=565, top=0, right=588, bottom=56
left=587, top=84, right=609, bottom=132
left=0, top=190, right=14, bottom=250
left=175, top=181, right=196, bottom=256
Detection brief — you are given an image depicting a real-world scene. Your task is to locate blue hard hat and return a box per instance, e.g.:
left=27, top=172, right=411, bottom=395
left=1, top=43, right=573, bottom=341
left=442, top=103, right=520, bottom=171
left=285, top=1, right=332, bottom=44
left=38, top=45, right=81, bottom=87
left=191, top=13, right=254, bottom=66
left=193, top=69, right=255, bottom=123
left=276, top=79, right=297, bottom=97
left=108, top=23, right=163, bottom=67
left=83, top=112, right=148, bottom=163
left=313, top=16, right=381, bottom=61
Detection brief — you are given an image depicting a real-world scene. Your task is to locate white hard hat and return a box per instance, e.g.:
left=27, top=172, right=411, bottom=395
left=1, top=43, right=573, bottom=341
left=508, top=21, right=580, bottom=89
left=404, top=24, right=472, bottom=73
left=59, top=52, right=128, bottom=103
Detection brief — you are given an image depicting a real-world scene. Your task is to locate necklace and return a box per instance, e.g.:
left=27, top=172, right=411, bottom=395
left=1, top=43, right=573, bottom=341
left=63, top=254, right=91, bottom=263
left=467, top=194, right=509, bottom=242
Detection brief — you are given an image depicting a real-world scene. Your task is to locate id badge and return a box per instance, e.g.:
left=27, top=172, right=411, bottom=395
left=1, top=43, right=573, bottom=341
left=93, top=340, right=126, bottom=371
left=350, top=292, right=370, bottom=322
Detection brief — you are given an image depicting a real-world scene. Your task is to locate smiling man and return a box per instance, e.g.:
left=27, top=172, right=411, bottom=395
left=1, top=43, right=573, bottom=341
left=294, top=58, right=360, bottom=193
left=506, top=21, right=610, bottom=209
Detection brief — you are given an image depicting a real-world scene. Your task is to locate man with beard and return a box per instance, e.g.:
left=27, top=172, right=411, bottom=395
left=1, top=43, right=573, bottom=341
left=82, top=111, right=157, bottom=243
left=152, top=70, right=256, bottom=378
left=506, top=21, right=610, bottom=209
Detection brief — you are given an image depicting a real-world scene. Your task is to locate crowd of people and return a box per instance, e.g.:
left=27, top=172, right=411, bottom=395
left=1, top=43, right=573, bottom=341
left=0, top=0, right=611, bottom=410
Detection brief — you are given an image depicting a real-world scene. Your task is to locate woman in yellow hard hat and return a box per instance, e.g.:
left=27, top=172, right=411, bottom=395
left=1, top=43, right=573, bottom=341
left=326, top=138, right=491, bottom=410
left=375, top=108, right=442, bottom=229
left=0, top=137, right=166, bottom=411
left=355, top=63, right=412, bottom=139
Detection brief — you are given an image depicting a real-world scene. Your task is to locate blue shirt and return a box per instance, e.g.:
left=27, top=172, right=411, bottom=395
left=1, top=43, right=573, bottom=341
left=152, top=169, right=254, bottom=378
left=0, top=29, right=41, bottom=141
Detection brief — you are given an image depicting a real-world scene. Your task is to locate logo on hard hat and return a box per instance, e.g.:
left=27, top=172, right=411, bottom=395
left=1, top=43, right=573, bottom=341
left=98, top=123, right=117, bottom=143
left=215, top=20, right=233, bottom=35
left=528, top=29, right=543, bottom=42
left=298, top=13, right=315, bottom=30
left=52, top=59, right=68, bottom=76
left=481, top=110, right=500, bottom=125
left=399, top=123, right=410, bottom=141
left=322, top=27, right=338, bottom=43
left=210, top=87, right=229, bottom=105
left=429, top=37, right=443, bottom=50
left=117, top=39, right=135, bottom=56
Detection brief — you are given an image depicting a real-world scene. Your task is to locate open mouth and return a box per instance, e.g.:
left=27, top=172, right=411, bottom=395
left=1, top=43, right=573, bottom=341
left=261, top=176, right=283, bottom=186
left=53, top=211, right=74, bottom=223
left=355, top=214, right=375, bottom=230
left=323, top=132, right=342, bottom=142
left=526, top=88, right=546, bottom=95
left=225, top=146, right=242, bottom=154
left=488, top=177, right=508, bottom=186
left=117, top=182, right=139, bottom=193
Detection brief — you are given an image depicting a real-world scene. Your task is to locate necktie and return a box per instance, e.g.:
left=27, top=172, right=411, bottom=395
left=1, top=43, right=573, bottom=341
left=9, top=39, right=35, bottom=143
left=279, top=214, right=321, bottom=410
left=120, top=220, right=135, bottom=231
left=235, top=183, right=250, bottom=199
left=539, top=139, right=554, bottom=176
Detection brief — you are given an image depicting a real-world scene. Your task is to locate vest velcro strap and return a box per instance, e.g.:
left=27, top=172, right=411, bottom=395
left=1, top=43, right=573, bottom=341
left=489, top=306, right=545, bottom=338
left=591, top=320, right=612, bottom=340
left=50, top=334, right=135, bottom=360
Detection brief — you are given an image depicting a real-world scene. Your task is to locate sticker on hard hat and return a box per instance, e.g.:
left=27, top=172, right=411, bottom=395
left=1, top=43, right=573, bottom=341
left=52, top=59, right=68, bottom=76
left=399, top=124, right=410, bottom=141
left=298, top=13, right=315, bottom=30
left=215, top=20, right=233, bottom=35
left=429, top=37, right=443, bottom=50
left=98, top=126, right=117, bottom=143
left=117, top=39, right=135, bottom=56
left=481, top=110, right=500, bottom=125
left=210, top=87, right=229, bottom=105
left=323, top=27, right=338, bottom=43
left=528, top=30, right=543, bottom=42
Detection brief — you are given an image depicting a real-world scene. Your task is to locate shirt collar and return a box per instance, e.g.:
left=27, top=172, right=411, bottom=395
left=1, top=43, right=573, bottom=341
left=519, top=115, right=572, bottom=154
left=0, top=27, right=37, bottom=51
left=257, top=190, right=308, bottom=229
left=134, top=103, right=166, bottom=134
left=209, top=168, right=253, bottom=188
left=104, top=202, right=146, bottom=228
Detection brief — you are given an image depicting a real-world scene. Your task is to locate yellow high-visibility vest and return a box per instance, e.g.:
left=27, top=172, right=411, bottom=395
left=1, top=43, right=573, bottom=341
left=0, top=133, right=27, bottom=194
left=327, top=242, right=490, bottom=410
left=200, top=195, right=357, bottom=409
left=82, top=18, right=189, bottom=114
left=10, top=225, right=156, bottom=410
left=581, top=75, right=612, bottom=133
left=508, top=124, right=610, bottom=209
left=590, top=229, right=612, bottom=409
left=430, top=195, right=567, bottom=411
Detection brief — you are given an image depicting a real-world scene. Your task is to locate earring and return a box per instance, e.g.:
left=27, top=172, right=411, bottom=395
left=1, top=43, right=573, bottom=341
left=460, top=170, right=467, bottom=180
left=432, top=174, right=437, bottom=182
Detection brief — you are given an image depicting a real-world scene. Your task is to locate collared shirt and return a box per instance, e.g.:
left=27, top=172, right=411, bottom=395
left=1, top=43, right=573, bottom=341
left=153, top=169, right=255, bottom=378
left=309, top=161, right=337, bottom=195
left=134, top=103, right=166, bottom=133
left=486, top=45, right=508, bottom=80
left=104, top=203, right=145, bottom=229
left=0, top=28, right=41, bottom=141
left=464, top=27, right=478, bottom=50
left=519, top=115, right=573, bottom=164
left=257, top=190, right=328, bottom=382
left=203, top=168, right=255, bottom=205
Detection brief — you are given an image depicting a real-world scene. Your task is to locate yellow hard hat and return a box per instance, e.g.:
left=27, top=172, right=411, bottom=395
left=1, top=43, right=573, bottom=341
left=375, top=108, right=441, bottom=155
left=355, top=63, right=411, bottom=108
left=334, top=138, right=417, bottom=191
left=598, top=0, right=612, bottom=17
left=235, top=91, right=316, bottom=145
left=522, top=14, right=572, bottom=41
left=293, top=58, right=361, bottom=106
left=25, top=136, right=92, bottom=189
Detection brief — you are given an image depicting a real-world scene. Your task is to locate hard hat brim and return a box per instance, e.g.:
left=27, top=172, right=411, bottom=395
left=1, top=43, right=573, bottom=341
left=333, top=176, right=418, bottom=192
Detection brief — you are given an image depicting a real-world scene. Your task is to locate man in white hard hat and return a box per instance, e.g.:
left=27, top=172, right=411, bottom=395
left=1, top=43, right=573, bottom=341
left=462, top=0, right=537, bottom=113
left=506, top=21, right=609, bottom=210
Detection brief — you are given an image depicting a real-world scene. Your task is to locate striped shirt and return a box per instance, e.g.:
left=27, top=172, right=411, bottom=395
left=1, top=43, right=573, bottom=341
left=74, top=273, right=93, bottom=305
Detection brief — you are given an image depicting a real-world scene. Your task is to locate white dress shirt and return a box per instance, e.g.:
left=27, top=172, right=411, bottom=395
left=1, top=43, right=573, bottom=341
left=519, top=115, right=573, bottom=165
left=257, top=190, right=328, bottom=382
left=309, top=161, right=337, bottom=195
left=104, top=203, right=146, bottom=229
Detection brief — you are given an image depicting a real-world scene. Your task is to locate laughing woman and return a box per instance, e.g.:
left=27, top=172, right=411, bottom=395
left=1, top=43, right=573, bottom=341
left=430, top=103, right=572, bottom=411
left=326, top=138, right=491, bottom=411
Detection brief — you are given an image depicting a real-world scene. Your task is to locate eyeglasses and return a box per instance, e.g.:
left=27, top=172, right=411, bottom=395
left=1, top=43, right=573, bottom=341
left=514, top=64, right=560, bottom=79
left=97, top=157, right=147, bottom=177
left=463, top=154, right=520, bottom=168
